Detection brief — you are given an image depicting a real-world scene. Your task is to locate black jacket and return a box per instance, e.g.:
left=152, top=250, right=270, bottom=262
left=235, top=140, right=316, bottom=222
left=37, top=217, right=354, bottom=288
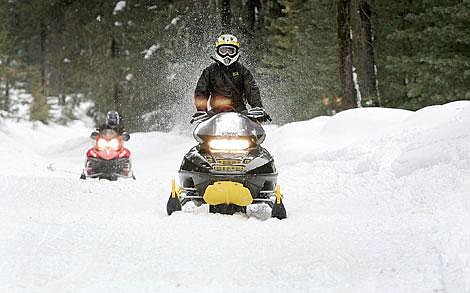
left=91, top=124, right=130, bottom=141
left=194, top=60, right=263, bottom=112
left=97, top=124, right=126, bottom=134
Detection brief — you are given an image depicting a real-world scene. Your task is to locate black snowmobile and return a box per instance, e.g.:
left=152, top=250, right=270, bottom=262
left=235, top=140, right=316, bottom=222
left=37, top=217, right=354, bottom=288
left=166, top=108, right=286, bottom=219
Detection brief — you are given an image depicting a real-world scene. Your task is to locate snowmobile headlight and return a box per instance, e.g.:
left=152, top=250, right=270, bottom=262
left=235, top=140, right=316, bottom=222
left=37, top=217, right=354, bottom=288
left=109, top=138, right=120, bottom=150
left=96, top=138, right=120, bottom=150
left=208, top=138, right=251, bottom=151
left=97, top=138, right=108, bottom=150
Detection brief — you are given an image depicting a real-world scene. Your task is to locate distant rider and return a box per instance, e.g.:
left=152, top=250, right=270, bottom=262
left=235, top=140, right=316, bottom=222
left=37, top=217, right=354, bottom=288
left=193, top=34, right=270, bottom=122
left=91, top=111, right=130, bottom=141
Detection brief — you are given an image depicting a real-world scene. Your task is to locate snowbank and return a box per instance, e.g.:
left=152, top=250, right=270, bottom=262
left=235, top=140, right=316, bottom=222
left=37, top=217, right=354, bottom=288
left=0, top=102, right=469, bottom=292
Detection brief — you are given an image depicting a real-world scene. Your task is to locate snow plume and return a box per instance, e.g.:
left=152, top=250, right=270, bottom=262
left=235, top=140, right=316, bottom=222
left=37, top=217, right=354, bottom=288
left=142, top=7, right=221, bottom=131
left=113, top=1, right=126, bottom=14
left=139, top=3, right=223, bottom=131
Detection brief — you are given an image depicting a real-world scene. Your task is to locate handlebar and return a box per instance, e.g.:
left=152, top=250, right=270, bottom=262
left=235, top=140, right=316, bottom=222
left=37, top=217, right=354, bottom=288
left=190, top=108, right=271, bottom=124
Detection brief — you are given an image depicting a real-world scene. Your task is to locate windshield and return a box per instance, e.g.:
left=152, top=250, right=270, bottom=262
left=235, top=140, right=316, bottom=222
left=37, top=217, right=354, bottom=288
left=100, top=129, right=118, bottom=139
left=194, top=112, right=265, bottom=144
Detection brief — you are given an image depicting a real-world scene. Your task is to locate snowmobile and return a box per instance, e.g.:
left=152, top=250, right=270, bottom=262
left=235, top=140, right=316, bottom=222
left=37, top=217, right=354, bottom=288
left=166, top=108, right=286, bottom=219
left=80, top=128, right=135, bottom=181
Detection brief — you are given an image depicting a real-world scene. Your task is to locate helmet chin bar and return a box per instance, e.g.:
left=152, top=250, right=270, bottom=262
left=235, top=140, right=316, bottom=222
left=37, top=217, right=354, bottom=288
left=215, top=53, right=239, bottom=66
left=223, top=57, right=232, bottom=65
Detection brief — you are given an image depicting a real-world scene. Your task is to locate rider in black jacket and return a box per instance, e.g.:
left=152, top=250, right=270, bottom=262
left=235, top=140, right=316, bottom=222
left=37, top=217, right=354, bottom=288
left=91, top=111, right=130, bottom=141
left=193, top=34, right=269, bottom=121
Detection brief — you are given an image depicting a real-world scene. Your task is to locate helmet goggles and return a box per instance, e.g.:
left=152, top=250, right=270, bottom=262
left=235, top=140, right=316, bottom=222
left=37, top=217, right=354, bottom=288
left=217, top=45, right=238, bottom=57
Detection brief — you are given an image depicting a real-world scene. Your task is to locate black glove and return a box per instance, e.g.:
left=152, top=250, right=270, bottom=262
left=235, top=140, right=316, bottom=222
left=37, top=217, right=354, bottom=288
left=190, top=111, right=208, bottom=124
left=90, top=130, right=99, bottom=139
left=247, top=107, right=271, bottom=123
left=264, top=112, right=272, bottom=122
left=121, top=131, right=130, bottom=141
left=256, top=113, right=271, bottom=123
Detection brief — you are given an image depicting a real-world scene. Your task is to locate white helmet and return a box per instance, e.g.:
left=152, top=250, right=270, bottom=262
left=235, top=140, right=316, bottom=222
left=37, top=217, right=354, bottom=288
left=215, top=34, right=240, bottom=66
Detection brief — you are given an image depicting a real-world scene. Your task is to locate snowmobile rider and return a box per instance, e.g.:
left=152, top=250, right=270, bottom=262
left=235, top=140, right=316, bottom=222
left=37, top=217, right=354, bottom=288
left=192, top=34, right=271, bottom=122
left=90, top=111, right=130, bottom=141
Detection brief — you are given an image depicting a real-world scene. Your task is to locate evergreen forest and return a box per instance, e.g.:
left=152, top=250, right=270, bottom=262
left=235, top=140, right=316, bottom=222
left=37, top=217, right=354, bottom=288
left=0, top=0, right=468, bottom=130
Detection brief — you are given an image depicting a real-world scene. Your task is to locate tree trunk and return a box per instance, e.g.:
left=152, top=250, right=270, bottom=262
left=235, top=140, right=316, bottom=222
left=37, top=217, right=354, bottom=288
left=111, top=35, right=122, bottom=112
left=221, top=0, right=231, bottom=31
left=359, top=0, right=381, bottom=106
left=30, top=23, right=49, bottom=123
left=112, top=83, right=123, bottom=113
left=1, top=79, right=9, bottom=111
left=40, top=24, right=48, bottom=98
left=336, top=0, right=357, bottom=109
left=247, top=0, right=262, bottom=31
left=111, top=35, right=119, bottom=58
left=2, top=57, right=10, bottom=111
left=5, top=79, right=9, bottom=100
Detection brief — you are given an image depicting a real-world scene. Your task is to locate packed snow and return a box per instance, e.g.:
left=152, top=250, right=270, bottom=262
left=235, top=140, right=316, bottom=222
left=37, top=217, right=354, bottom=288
left=1, top=101, right=470, bottom=292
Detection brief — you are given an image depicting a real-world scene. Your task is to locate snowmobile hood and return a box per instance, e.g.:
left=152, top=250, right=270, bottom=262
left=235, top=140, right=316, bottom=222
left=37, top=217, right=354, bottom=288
left=193, top=112, right=265, bottom=144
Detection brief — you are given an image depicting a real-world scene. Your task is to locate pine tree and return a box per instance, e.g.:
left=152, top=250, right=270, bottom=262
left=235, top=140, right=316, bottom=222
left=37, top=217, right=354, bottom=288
left=257, top=0, right=339, bottom=122
left=375, top=0, right=470, bottom=109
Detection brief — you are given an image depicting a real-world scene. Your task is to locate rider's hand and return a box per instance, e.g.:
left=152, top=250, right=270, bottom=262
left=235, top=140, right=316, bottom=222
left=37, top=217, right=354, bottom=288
left=90, top=131, right=99, bottom=139
left=264, top=112, right=272, bottom=122
left=257, top=108, right=272, bottom=122
left=192, top=111, right=207, bottom=118
left=190, top=111, right=207, bottom=124
left=256, top=113, right=271, bottom=123
left=248, top=107, right=271, bottom=123
left=122, top=132, right=130, bottom=141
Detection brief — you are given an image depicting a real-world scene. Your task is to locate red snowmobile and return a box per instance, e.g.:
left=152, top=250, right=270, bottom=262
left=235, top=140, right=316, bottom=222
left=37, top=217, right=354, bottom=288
left=80, top=129, right=135, bottom=180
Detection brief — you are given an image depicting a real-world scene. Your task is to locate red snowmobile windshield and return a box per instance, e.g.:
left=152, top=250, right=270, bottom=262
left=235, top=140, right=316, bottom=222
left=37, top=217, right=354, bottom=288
left=100, top=129, right=118, bottom=139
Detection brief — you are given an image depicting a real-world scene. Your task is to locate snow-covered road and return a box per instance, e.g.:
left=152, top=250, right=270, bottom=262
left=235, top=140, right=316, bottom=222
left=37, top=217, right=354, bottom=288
left=1, top=102, right=470, bottom=292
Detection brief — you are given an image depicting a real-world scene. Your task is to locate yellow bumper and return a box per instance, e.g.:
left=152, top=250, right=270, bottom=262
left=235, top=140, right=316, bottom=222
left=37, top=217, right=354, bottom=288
left=203, top=181, right=253, bottom=206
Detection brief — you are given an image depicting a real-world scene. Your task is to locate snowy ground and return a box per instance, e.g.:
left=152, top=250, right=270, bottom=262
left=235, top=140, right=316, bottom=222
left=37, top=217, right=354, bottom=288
left=1, top=102, right=470, bottom=292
